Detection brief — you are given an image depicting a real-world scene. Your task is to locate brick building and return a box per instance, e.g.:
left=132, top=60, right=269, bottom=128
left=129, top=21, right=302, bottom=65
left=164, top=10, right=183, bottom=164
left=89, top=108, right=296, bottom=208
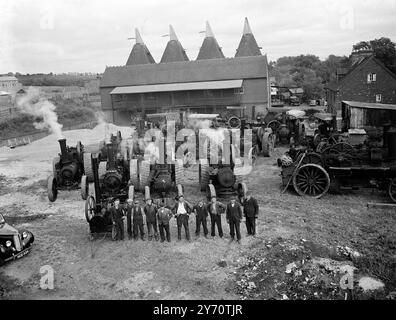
left=100, top=19, right=270, bottom=125
left=325, top=49, right=396, bottom=113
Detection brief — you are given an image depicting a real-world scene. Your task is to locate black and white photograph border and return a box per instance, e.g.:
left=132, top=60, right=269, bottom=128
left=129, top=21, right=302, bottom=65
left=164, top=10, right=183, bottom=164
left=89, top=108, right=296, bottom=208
left=0, top=0, right=395, bottom=306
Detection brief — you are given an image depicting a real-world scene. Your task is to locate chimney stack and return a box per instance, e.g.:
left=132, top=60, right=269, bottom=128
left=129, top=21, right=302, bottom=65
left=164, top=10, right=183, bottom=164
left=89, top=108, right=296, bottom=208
left=58, top=139, right=67, bottom=158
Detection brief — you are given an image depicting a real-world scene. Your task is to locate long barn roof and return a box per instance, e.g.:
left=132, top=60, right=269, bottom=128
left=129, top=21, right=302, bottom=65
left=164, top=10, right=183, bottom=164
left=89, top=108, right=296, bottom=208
left=101, top=55, right=268, bottom=88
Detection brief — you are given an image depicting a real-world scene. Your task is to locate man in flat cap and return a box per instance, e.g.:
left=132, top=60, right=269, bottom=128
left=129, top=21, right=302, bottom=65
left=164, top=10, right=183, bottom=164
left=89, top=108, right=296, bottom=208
left=110, top=199, right=125, bottom=241
left=207, top=196, right=226, bottom=238
left=144, top=198, right=159, bottom=241
left=157, top=201, right=173, bottom=243
left=193, top=199, right=209, bottom=238
left=132, top=199, right=145, bottom=241
left=173, top=195, right=193, bottom=241
left=126, top=198, right=134, bottom=240
left=226, top=197, right=243, bottom=244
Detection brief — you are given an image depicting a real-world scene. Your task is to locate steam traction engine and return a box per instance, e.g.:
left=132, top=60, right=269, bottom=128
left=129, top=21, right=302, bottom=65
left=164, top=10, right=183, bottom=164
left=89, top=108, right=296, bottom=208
left=198, top=130, right=249, bottom=200
left=128, top=135, right=184, bottom=205
left=279, top=126, right=396, bottom=202
left=97, top=141, right=131, bottom=201
left=47, top=139, right=89, bottom=202
left=84, top=152, right=134, bottom=238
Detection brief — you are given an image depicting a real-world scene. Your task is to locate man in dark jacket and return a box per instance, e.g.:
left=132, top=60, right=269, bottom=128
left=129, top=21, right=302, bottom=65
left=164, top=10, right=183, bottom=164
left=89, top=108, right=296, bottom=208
left=132, top=199, right=145, bottom=241
left=173, top=196, right=193, bottom=241
left=144, top=198, right=159, bottom=241
left=110, top=199, right=125, bottom=241
left=157, top=202, right=173, bottom=242
left=243, top=193, right=259, bottom=236
left=207, top=197, right=226, bottom=238
left=193, top=199, right=209, bottom=238
left=125, top=199, right=134, bottom=240
left=226, top=198, right=243, bottom=243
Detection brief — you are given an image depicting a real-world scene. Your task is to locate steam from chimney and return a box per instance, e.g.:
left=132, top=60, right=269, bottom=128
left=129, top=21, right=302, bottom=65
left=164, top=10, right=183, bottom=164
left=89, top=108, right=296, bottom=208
left=17, top=87, right=63, bottom=139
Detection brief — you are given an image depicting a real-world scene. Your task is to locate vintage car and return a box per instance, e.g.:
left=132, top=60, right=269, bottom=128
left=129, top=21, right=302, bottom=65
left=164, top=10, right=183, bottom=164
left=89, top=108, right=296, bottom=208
left=0, top=213, right=34, bottom=266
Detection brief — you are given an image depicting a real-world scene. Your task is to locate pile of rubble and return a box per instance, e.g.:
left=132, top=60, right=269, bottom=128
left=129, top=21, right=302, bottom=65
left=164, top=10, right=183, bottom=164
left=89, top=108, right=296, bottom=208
left=235, top=238, right=392, bottom=300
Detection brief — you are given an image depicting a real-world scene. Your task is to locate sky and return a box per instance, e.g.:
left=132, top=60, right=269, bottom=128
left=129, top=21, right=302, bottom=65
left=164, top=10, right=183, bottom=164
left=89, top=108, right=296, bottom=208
left=1, top=0, right=396, bottom=74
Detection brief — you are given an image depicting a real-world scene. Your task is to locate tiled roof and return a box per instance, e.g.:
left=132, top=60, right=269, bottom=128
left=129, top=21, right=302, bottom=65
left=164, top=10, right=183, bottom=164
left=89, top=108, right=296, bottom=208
left=101, top=55, right=268, bottom=88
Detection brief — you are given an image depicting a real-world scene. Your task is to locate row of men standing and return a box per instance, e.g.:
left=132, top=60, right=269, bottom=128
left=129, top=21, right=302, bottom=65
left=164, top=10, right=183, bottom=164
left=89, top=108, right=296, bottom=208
left=109, top=193, right=259, bottom=243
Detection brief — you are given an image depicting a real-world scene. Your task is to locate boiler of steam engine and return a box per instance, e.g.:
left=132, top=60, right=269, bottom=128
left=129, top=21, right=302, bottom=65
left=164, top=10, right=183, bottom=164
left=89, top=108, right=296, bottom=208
left=217, top=167, right=236, bottom=188
left=152, top=170, right=173, bottom=193
left=102, top=170, right=124, bottom=193
left=60, top=162, right=79, bottom=186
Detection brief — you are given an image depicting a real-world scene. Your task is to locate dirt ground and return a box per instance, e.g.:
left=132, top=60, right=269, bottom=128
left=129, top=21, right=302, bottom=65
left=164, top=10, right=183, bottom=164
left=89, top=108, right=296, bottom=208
left=0, top=124, right=395, bottom=300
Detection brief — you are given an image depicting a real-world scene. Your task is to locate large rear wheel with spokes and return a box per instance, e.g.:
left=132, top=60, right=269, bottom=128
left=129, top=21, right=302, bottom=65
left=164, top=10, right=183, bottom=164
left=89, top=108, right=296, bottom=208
left=293, top=164, right=330, bottom=199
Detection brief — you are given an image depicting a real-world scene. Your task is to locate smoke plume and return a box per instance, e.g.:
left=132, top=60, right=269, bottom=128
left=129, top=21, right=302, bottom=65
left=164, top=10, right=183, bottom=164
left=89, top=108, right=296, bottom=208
left=17, top=87, right=63, bottom=139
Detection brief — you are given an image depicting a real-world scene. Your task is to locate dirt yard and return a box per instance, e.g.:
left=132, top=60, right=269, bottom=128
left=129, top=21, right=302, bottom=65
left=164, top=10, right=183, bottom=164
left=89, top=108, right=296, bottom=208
left=0, top=124, right=395, bottom=300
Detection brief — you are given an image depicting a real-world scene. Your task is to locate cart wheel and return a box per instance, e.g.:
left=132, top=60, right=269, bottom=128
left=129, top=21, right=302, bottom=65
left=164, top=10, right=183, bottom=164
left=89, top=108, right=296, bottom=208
left=85, top=196, right=96, bottom=222
left=199, top=163, right=210, bottom=191
left=83, top=153, right=94, bottom=182
left=139, top=160, right=151, bottom=192
left=388, top=178, right=396, bottom=203
left=293, top=164, right=330, bottom=199
left=47, top=175, right=58, bottom=202
left=52, top=156, right=60, bottom=177
left=177, top=184, right=184, bottom=197
left=81, top=175, right=89, bottom=200
left=206, top=184, right=216, bottom=199
left=128, top=185, right=135, bottom=201
left=145, top=186, right=151, bottom=201
left=301, top=152, right=323, bottom=166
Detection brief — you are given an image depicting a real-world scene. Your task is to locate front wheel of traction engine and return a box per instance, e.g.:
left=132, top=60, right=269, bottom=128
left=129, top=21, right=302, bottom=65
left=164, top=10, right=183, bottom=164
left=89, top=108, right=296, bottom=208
left=85, top=196, right=96, bottom=223
left=83, top=153, right=94, bottom=182
left=81, top=175, right=89, bottom=200
left=47, top=175, right=58, bottom=202
left=206, top=184, right=216, bottom=200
